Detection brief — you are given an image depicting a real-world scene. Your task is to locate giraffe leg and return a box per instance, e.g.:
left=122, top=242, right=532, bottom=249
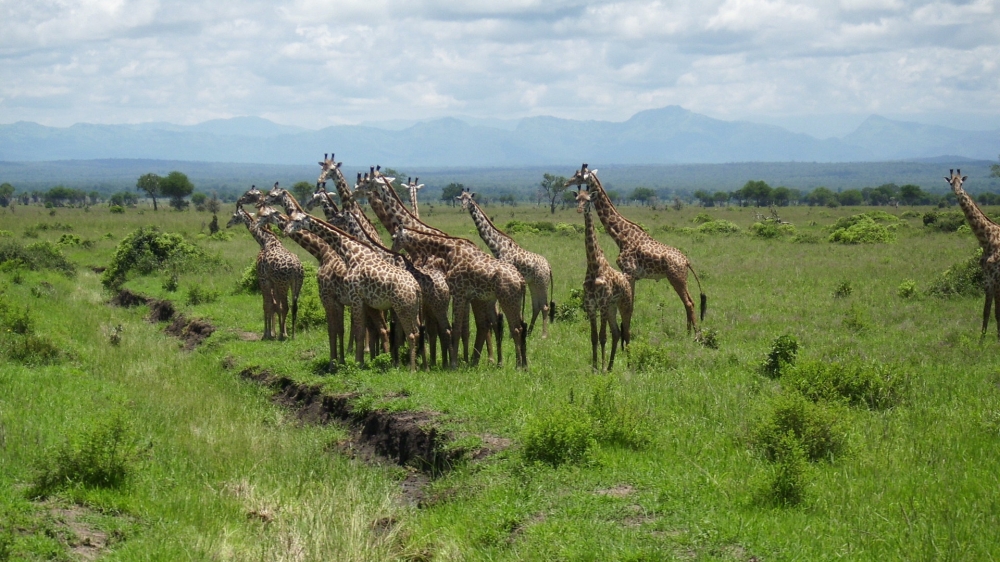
left=993, top=287, right=1000, bottom=341
left=599, top=313, right=608, bottom=371
left=323, top=300, right=341, bottom=369
left=588, top=313, right=599, bottom=372
left=352, top=304, right=367, bottom=366
left=607, top=307, right=621, bottom=372
left=276, top=285, right=290, bottom=341
left=450, top=297, right=467, bottom=370
left=983, top=291, right=993, bottom=338
left=668, top=276, right=698, bottom=335
left=261, top=286, right=275, bottom=340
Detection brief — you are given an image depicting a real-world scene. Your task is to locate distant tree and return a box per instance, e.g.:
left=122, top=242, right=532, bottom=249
left=209, top=214, right=220, bottom=234
left=441, top=183, right=465, bottom=206
left=0, top=182, right=13, bottom=207
left=108, top=191, right=138, bottom=207
left=605, top=189, right=621, bottom=205
left=206, top=194, right=221, bottom=214
left=191, top=192, right=208, bottom=211
left=899, top=184, right=925, bottom=205
left=499, top=193, right=517, bottom=207
left=540, top=173, right=569, bottom=214
left=741, top=180, right=772, bottom=206
left=837, top=189, right=864, bottom=206
left=693, top=190, right=714, bottom=207
left=630, top=187, right=656, bottom=206
left=992, top=154, right=1000, bottom=177
left=291, top=181, right=313, bottom=204
left=772, top=187, right=791, bottom=206
left=160, top=171, right=194, bottom=210
left=806, top=187, right=838, bottom=207
left=977, top=192, right=1000, bottom=205
left=44, top=186, right=75, bottom=207
left=561, top=190, right=577, bottom=209
left=714, top=191, right=730, bottom=207
left=88, top=191, right=101, bottom=205
left=136, top=173, right=162, bottom=211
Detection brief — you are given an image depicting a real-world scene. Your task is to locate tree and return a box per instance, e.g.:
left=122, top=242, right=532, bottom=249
left=441, top=183, right=465, bottom=206
left=837, top=189, right=864, bottom=206
left=109, top=191, right=138, bottom=207
left=499, top=193, right=516, bottom=206
left=992, top=154, right=1000, bottom=178
left=772, top=187, right=791, bottom=206
left=806, top=187, right=837, bottom=207
left=88, top=191, right=101, bottom=205
left=605, top=189, right=621, bottom=204
left=160, top=171, right=194, bottom=211
left=206, top=194, right=221, bottom=214
left=540, top=173, right=568, bottom=214
left=0, top=182, right=13, bottom=207
left=741, top=180, right=772, bottom=207
left=191, top=192, right=208, bottom=211
left=714, top=191, right=730, bottom=207
left=899, top=184, right=925, bottom=205
left=291, top=181, right=313, bottom=203
left=693, top=190, right=714, bottom=207
left=630, top=187, right=656, bottom=206
left=136, top=173, right=162, bottom=211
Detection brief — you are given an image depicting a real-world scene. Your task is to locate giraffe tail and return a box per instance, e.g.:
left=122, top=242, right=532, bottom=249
left=687, top=263, right=707, bottom=322
left=291, top=281, right=301, bottom=340
left=548, top=267, right=555, bottom=323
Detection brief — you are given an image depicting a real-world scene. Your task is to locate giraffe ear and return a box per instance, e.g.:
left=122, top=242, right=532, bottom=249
left=963, top=176, right=968, bottom=182
left=471, top=192, right=477, bottom=199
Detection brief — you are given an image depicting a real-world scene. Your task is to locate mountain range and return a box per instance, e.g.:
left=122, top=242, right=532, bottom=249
left=1, top=106, right=997, bottom=166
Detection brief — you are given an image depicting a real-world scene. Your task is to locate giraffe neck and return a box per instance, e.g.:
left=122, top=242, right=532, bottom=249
left=240, top=208, right=277, bottom=249
left=586, top=177, right=646, bottom=249
left=466, top=198, right=516, bottom=257
left=583, top=204, right=606, bottom=275
left=399, top=229, right=458, bottom=264
left=303, top=217, right=369, bottom=266
left=338, top=211, right=401, bottom=264
left=409, top=186, right=420, bottom=219
left=372, top=179, right=443, bottom=235
left=952, top=183, right=1000, bottom=249
left=285, top=224, right=333, bottom=263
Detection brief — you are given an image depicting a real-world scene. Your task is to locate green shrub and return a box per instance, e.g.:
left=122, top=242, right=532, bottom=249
left=828, top=216, right=895, bottom=244
left=750, top=392, right=846, bottom=463
left=3, top=334, right=61, bottom=365
left=0, top=230, right=12, bottom=237
left=109, top=205, right=126, bottom=214
left=897, top=279, right=917, bottom=298
left=553, top=287, right=584, bottom=322
left=368, top=352, right=394, bottom=373
left=833, top=280, right=853, bottom=298
left=587, top=378, right=652, bottom=449
left=692, top=212, right=712, bottom=224
left=927, top=248, right=984, bottom=297
left=0, top=240, right=75, bottom=277
left=162, top=274, right=179, bottom=292
left=750, top=221, right=795, bottom=239
left=697, top=220, right=742, bottom=234
left=761, top=334, right=798, bottom=378
left=521, top=405, right=596, bottom=467
left=922, top=210, right=966, bottom=232
left=784, top=360, right=906, bottom=410
left=207, top=230, right=235, bottom=241
left=697, top=328, right=720, bottom=349
left=627, top=340, right=674, bottom=372
left=791, top=233, right=820, bottom=244
left=755, top=431, right=809, bottom=507
left=186, top=286, right=219, bottom=306
left=555, top=223, right=583, bottom=236
left=900, top=210, right=921, bottom=219
left=843, top=303, right=868, bottom=332
left=102, top=227, right=205, bottom=290
left=57, top=233, right=82, bottom=246
left=234, top=260, right=260, bottom=294
left=29, top=410, right=145, bottom=497
left=503, top=220, right=540, bottom=235
left=0, top=299, right=33, bottom=335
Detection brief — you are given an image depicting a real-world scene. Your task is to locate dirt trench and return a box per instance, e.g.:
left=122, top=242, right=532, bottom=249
left=110, top=289, right=214, bottom=350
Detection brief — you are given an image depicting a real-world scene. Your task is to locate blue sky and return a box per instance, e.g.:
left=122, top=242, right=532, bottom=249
left=2, top=0, right=998, bottom=137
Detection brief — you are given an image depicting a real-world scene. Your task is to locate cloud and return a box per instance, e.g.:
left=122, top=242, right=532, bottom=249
left=0, top=0, right=997, bottom=132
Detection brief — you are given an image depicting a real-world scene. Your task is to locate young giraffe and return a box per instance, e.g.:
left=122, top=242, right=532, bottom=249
left=356, top=169, right=499, bottom=364
left=576, top=188, right=633, bottom=371
left=331, top=207, right=453, bottom=369
left=226, top=205, right=304, bottom=340
left=392, top=226, right=528, bottom=369
left=945, top=169, right=1000, bottom=339
left=566, top=164, right=706, bottom=335
left=316, top=154, right=383, bottom=243
left=405, top=177, right=424, bottom=219
left=265, top=187, right=424, bottom=370
left=457, top=188, right=554, bottom=338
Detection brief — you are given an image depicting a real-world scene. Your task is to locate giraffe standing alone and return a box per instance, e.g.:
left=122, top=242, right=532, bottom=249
left=457, top=188, right=554, bottom=338
left=945, top=169, right=1000, bottom=338
left=576, top=188, right=633, bottom=371
left=406, top=177, right=424, bottom=219
left=226, top=206, right=304, bottom=340
left=566, top=164, right=706, bottom=335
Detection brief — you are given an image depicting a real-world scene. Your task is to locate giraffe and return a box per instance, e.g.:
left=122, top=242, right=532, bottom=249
left=405, top=177, right=424, bottom=219
left=457, top=188, right=554, bottom=338
left=316, top=154, right=383, bottom=244
left=566, top=164, right=706, bottom=335
left=576, top=188, right=633, bottom=371
left=945, top=169, right=1000, bottom=339
left=355, top=168, right=499, bottom=364
left=391, top=226, right=528, bottom=369
left=236, top=185, right=265, bottom=207
left=265, top=187, right=424, bottom=370
left=226, top=205, right=304, bottom=340
left=331, top=207, right=453, bottom=369
left=304, top=187, right=340, bottom=221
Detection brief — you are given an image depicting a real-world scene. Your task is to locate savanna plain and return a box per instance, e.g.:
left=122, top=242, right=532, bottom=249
left=1, top=196, right=999, bottom=561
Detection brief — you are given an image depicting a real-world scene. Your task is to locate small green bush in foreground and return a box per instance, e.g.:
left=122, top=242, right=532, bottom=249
left=761, top=334, right=798, bottom=379
left=751, top=221, right=796, bottom=239
left=697, top=220, right=742, bottom=234
left=828, top=216, right=895, bottom=244
left=784, top=360, right=906, bottom=410
left=754, top=430, right=809, bottom=507
left=750, top=392, right=846, bottom=463
left=102, top=226, right=207, bottom=290
left=927, top=248, right=984, bottom=297
left=522, top=405, right=596, bottom=467
left=587, top=378, right=652, bottom=450
left=897, top=279, right=917, bottom=298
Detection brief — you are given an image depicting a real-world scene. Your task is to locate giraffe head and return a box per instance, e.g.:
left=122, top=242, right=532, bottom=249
left=406, top=177, right=424, bottom=192
left=565, top=163, right=598, bottom=188
left=945, top=168, right=968, bottom=190
left=226, top=206, right=249, bottom=228
left=283, top=209, right=311, bottom=237
left=456, top=187, right=477, bottom=210
left=254, top=204, right=287, bottom=230
left=316, top=153, right=343, bottom=189
left=390, top=226, right=411, bottom=253
left=574, top=186, right=593, bottom=214
left=264, top=182, right=304, bottom=215
left=237, top=185, right=264, bottom=207
left=304, top=187, right=339, bottom=213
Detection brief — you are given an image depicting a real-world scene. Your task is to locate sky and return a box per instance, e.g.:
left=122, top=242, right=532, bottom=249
left=2, top=0, right=999, bottom=137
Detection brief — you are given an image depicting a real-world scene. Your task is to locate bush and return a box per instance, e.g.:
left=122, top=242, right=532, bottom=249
left=922, top=210, right=966, bottom=232
left=900, top=210, right=921, bottom=219
left=897, top=279, right=917, bottom=298
left=833, top=280, right=853, bottom=298
left=697, top=220, right=742, bottom=234
left=784, top=360, right=907, bottom=410
left=234, top=261, right=260, bottom=294
left=692, top=212, right=712, bottom=224
left=586, top=378, right=652, bottom=449
left=555, top=223, right=583, bottom=236
left=750, top=392, right=846, bottom=463
left=109, top=205, right=126, bottom=214
left=3, top=334, right=61, bottom=365
left=102, top=227, right=206, bottom=290
left=57, top=233, right=82, bottom=246
left=926, top=248, right=984, bottom=297
left=750, top=221, right=796, bottom=239
left=553, top=287, right=584, bottom=322
left=697, top=328, right=720, bottom=349
left=761, top=334, right=798, bottom=378
left=791, top=233, right=821, bottom=244
left=843, top=303, right=868, bottom=332
left=503, top=220, right=540, bottom=235
left=627, top=340, right=674, bottom=372
left=186, top=286, right=219, bottom=306
left=29, top=410, right=145, bottom=497
left=755, top=431, right=809, bottom=507
left=828, top=216, right=895, bottom=244
left=0, top=240, right=75, bottom=277
left=521, top=405, right=596, bottom=467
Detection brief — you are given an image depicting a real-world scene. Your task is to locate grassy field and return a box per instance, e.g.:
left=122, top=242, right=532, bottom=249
left=2, top=199, right=1000, bottom=560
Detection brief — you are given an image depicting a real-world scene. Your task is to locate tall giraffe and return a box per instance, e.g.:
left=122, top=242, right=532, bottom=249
left=356, top=169, right=498, bottom=364
left=945, top=169, right=1000, bottom=338
left=331, top=207, right=453, bottom=369
left=576, top=188, right=633, bottom=371
left=406, top=177, right=424, bottom=219
left=457, top=188, right=554, bottom=338
left=566, top=164, right=706, bottom=334
left=316, top=154, right=383, bottom=243
left=226, top=205, right=304, bottom=340
left=392, top=226, right=528, bottom=369
left=304, top=187, right=340, bottom=221
left=265, top=187, right=423, bottom=370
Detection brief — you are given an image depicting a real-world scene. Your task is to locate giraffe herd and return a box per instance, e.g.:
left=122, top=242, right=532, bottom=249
left=228, top=158, right=999, bottom=373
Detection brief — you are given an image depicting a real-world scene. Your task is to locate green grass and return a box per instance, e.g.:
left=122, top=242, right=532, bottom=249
left=1, top=201, right=999, bottom=559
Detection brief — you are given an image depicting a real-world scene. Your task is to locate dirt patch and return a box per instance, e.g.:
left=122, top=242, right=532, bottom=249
left=146, top=299, right=175, bottom=322
left=596, top=484, right=635, bottom=498
left=90, top=266, right=107, bottom=274
left=165, top=315, right=215, bottom=350
left=109, top=288, right=151, bottom=308
left=237, top=330, right=262, bottom=341
left=240, top=367, right=466, bottom=475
